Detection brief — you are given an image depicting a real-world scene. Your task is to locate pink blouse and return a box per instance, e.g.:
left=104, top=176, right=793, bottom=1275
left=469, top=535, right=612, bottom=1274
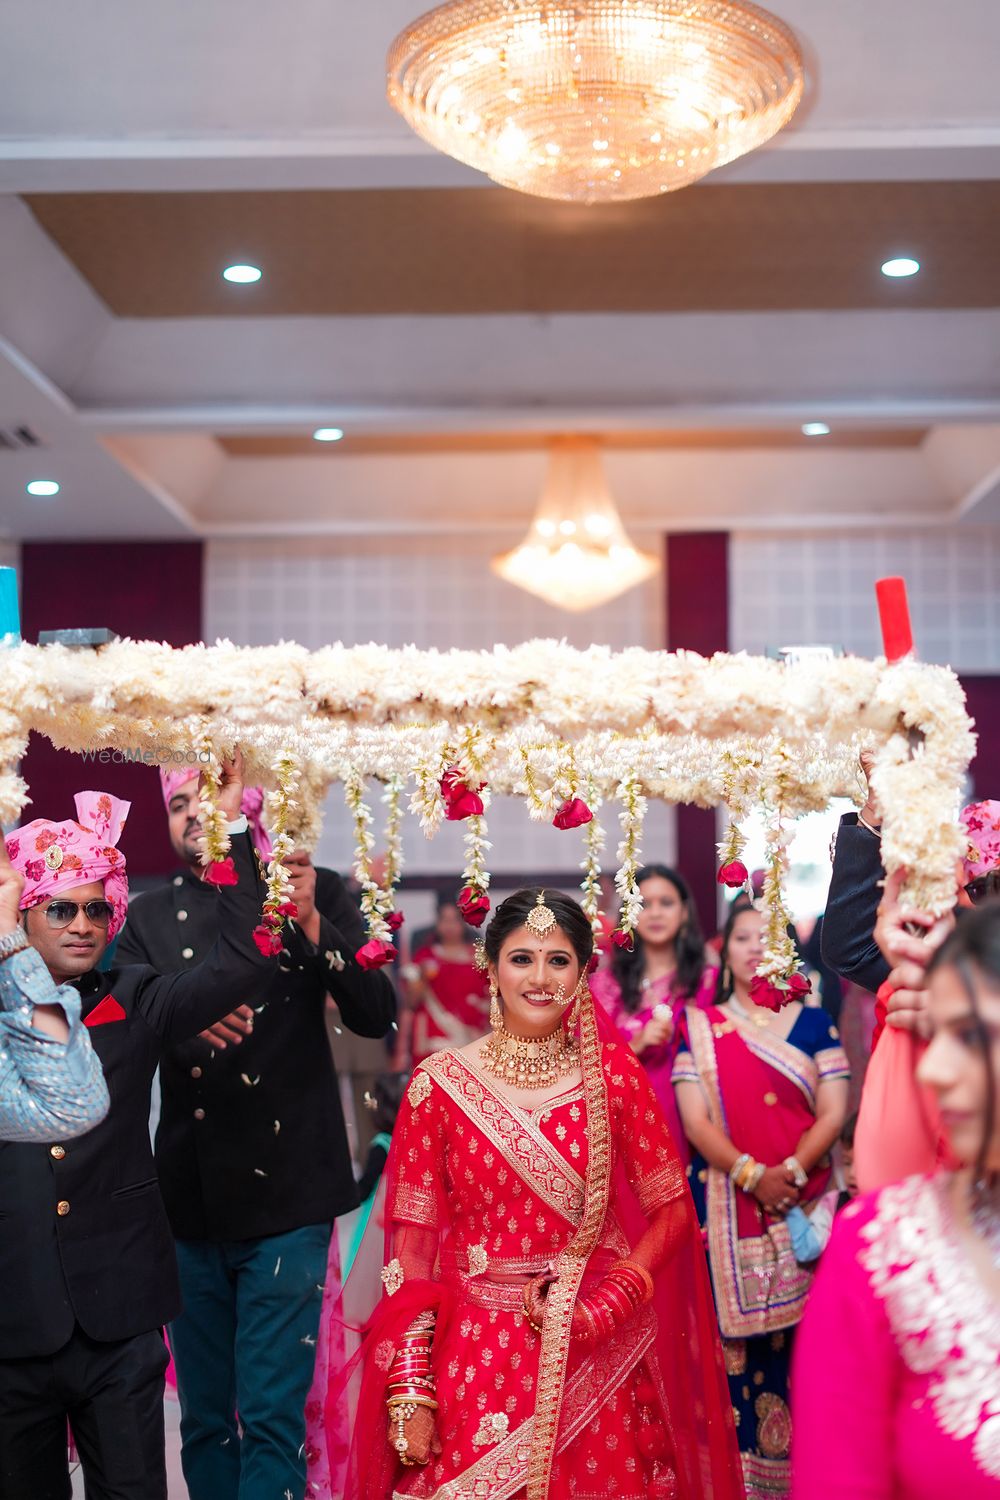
left=792, top=1174, right=1000, bottom=1498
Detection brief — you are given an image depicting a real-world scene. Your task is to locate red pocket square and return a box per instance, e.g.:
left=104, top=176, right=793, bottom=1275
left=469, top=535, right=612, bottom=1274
left=84, top=995, right=127, bottom=1028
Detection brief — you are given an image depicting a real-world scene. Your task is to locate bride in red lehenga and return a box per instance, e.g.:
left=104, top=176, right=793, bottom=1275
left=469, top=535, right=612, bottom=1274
left=327, top=888, right=744, bottom=1500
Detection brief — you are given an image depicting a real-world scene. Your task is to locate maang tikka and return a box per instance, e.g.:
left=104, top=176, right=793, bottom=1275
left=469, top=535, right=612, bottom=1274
left=525, top=891, right=557, bottom=940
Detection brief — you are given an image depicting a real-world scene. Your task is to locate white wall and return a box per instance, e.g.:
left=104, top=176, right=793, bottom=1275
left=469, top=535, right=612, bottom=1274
left=204, top=533, right=676, bottom=877
left=730, top=526, right=1000, bottom=671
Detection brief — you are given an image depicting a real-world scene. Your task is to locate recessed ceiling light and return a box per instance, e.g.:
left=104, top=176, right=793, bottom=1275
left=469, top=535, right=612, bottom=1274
left=801, top=422, right=831, bottom=437
left=881, top=256, right=920, bottom=278
left=222, top=263, right=263, bottom=284
left=26, top=479, right=59, bottom=497
left=312, top=427, right=345, bottom=443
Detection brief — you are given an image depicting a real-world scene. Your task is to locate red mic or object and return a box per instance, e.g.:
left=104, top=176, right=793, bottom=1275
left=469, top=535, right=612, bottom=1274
left=875, top=576, right=914, bottom=661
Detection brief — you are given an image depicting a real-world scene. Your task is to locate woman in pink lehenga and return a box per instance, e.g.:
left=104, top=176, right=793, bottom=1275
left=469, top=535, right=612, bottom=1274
left=327, top=889, right=744, bottom=1500
left=793, top=900, right=1000, bottom=1498
left=590, top=864, right=716, bottom=1158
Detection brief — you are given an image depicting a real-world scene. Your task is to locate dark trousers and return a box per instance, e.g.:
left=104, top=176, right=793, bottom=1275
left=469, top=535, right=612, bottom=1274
left=171, top=1223, right=331, bottom=1500
left=0, top=1325, right=169, bottom=1500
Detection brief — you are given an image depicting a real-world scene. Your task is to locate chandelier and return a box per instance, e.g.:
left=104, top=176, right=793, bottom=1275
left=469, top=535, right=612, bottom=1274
left=491, top=440, right=659, bottom=611
left=387, top=1, right=804, bottom=204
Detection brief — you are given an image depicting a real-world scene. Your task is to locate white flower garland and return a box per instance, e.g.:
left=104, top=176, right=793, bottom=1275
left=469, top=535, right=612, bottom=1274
left=197, top=740, right=231, bottom=867
left=344, top=770, right=391, bottom=945
left=0, top=641, right=974, bottom=931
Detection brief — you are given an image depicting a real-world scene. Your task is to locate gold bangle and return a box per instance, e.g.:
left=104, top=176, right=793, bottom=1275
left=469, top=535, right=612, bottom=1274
left=387, top=1394, right=439, bottom=1412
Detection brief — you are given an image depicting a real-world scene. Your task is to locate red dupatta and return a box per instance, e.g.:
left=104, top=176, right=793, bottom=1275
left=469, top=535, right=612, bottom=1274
left=683, top=1004, right=830, bottom=1339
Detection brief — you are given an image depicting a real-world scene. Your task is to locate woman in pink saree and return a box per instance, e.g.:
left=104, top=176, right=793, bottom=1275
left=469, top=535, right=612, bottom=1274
left=793, top=900, right=1000, bottom=1497
left=672, top=904, right=849, bottom=1499
left=590, top=864, right=716, bottom=1157
left=328, top=888, right=744, bottom=1500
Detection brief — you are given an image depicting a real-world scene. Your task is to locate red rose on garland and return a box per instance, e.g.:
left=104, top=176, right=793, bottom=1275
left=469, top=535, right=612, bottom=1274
left=717, top=860, right=749, bottom=888
left=440, top=767, right=486, bottom=821
left=749, top=974, right=798, bottom=1012
left=552, top=798, right=593, bottom=830
left=457, top=885, right=490, bottom=927
left=356, top=938, right=396, bottom=970
left=277, top=901, right=299, bottom=919
left=612, top=929, right=635, bottom=952
left=204, top=857, right=238, bottom=887
left=252, top=925, right=284, bottom=957
left=385, top=910, right=405, bottom=932
left=785, top=970, right=811, bottom=1000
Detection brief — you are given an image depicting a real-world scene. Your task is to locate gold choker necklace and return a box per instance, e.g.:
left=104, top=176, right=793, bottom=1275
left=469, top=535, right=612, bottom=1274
left=479, top=1024, right=579, bottom=1090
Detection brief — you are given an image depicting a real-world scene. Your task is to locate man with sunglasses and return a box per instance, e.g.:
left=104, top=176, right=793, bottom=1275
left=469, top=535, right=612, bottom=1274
left=0, top=754, right=278, bottom=1500
left=0, top=823, right=109, bottom=1142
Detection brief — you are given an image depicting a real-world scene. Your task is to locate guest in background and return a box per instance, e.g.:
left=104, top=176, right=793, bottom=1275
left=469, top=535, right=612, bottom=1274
left=114, top=766, right=395, bottom=1500
left=400, top=895, right=489, bottom=1066
left=793, top=904, right=1000, bottom=1498
left=590, top=863, right=715, bottom=1153
left=0, top=833, right=108, bottom=1142
left=673, top=902, right=849, bottom=1499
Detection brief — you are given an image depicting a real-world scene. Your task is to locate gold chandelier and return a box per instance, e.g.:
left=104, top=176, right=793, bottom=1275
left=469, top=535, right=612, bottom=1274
left=387, top=1, right=804, bottom=204
left=491, top=440, right=659, bottom=611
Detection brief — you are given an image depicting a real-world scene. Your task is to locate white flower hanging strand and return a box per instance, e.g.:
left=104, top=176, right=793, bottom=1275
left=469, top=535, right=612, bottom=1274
left=254, top=748, right=299, bottom=957
left=752, top=740, right=808, bottom=1009
left=345, top=768, right=395, bottom=970
left=579, top=776, right=606, bottom=941
left=197, top=738, right=232, bottom=868
left=613, top=774, right=647, bottom=952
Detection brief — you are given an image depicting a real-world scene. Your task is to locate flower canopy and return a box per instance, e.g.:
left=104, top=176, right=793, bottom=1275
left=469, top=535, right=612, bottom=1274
left=0, top=638, right=974, bottom=990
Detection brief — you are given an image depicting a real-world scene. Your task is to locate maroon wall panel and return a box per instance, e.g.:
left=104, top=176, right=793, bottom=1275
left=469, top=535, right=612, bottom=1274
left=960, top=675, right=1000, bottom=799
left=19, top=541, right=204, bottom=877
left=665, top=533, right=729, bottom=936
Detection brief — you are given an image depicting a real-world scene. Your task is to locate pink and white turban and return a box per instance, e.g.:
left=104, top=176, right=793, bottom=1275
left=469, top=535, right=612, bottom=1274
left=159, top=767, right=273, bottom=859
left=961, top=799, right=1000, bottom=882
left=5, top=791, right=131, bottom=939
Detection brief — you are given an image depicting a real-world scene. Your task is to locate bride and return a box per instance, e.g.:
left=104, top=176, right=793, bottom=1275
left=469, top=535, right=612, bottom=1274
left=329, top=888, right=743, bottom=1499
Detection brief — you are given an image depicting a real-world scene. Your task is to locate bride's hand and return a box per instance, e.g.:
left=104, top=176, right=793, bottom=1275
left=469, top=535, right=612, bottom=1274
left=523, top=1272, right=554, bottom=1333
left=387, top=1403, right=440, bottom=1466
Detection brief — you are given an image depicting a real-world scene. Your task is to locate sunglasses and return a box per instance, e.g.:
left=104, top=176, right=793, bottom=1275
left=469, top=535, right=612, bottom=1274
left=39, top=899, right=115, bottom=930
left=963, top=871, right=1000, bottom=906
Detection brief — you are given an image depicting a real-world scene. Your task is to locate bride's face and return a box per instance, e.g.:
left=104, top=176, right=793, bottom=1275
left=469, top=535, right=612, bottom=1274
left=491, top=925, right=583, bottom=1039
left=918, top=962, right=1000, bottom=1171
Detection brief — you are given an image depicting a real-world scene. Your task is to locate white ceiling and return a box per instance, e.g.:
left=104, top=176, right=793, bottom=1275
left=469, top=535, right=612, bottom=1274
left=1, top=0, right=1000, bottom=542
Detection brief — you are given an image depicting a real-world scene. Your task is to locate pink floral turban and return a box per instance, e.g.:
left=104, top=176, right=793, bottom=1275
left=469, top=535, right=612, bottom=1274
left=961, top=799, right=1000, bottom=881
left=159, top=767, right=273, bottom=859
left=5, top=791, right=131, bottom=939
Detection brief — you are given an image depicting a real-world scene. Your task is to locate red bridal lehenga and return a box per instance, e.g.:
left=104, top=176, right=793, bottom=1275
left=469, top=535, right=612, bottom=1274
left=326, top=990, right=744, bottom=1500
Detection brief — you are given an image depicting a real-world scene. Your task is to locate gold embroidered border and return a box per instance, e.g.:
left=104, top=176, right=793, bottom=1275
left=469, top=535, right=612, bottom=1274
left=635, top=1157, right=686, bottom=1218
left=528, top=992, right=614, bottom=1500
left=741, top=1451, right=792, bottom=1497
left=687, top=1008, right=813, bottom=1339
left=392, top=1183, right=438, bottom=1227
left=814, top=1044, right=851, bottom=1081
left=423, top=1051, right=585, bottom=1226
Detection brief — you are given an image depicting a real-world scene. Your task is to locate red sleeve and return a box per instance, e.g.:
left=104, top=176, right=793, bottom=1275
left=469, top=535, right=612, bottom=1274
left=791, top=1196, right=900, bottom=1499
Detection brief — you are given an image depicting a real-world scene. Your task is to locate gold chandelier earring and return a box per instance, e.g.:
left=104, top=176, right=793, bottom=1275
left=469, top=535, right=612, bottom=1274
left=489, top=977, right=502, bottom=1031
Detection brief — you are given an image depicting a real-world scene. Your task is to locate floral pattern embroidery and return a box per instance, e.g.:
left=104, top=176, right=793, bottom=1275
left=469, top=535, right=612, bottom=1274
left=407, top=1069, right=433, bottom=1109
left=472, top=1412, right=510, bottom=1449
left=381, top=1258, right=404, bottom=1297
left=858, top=1175, right=1000, bottom=1481
left=468, top=1243, right=489, bottom=1277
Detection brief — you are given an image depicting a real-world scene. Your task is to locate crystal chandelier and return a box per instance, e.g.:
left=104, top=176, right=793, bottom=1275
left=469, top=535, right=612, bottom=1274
left=387, top=1, right=804, bottom=204
left=491, top=440, right=659, bottom=611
